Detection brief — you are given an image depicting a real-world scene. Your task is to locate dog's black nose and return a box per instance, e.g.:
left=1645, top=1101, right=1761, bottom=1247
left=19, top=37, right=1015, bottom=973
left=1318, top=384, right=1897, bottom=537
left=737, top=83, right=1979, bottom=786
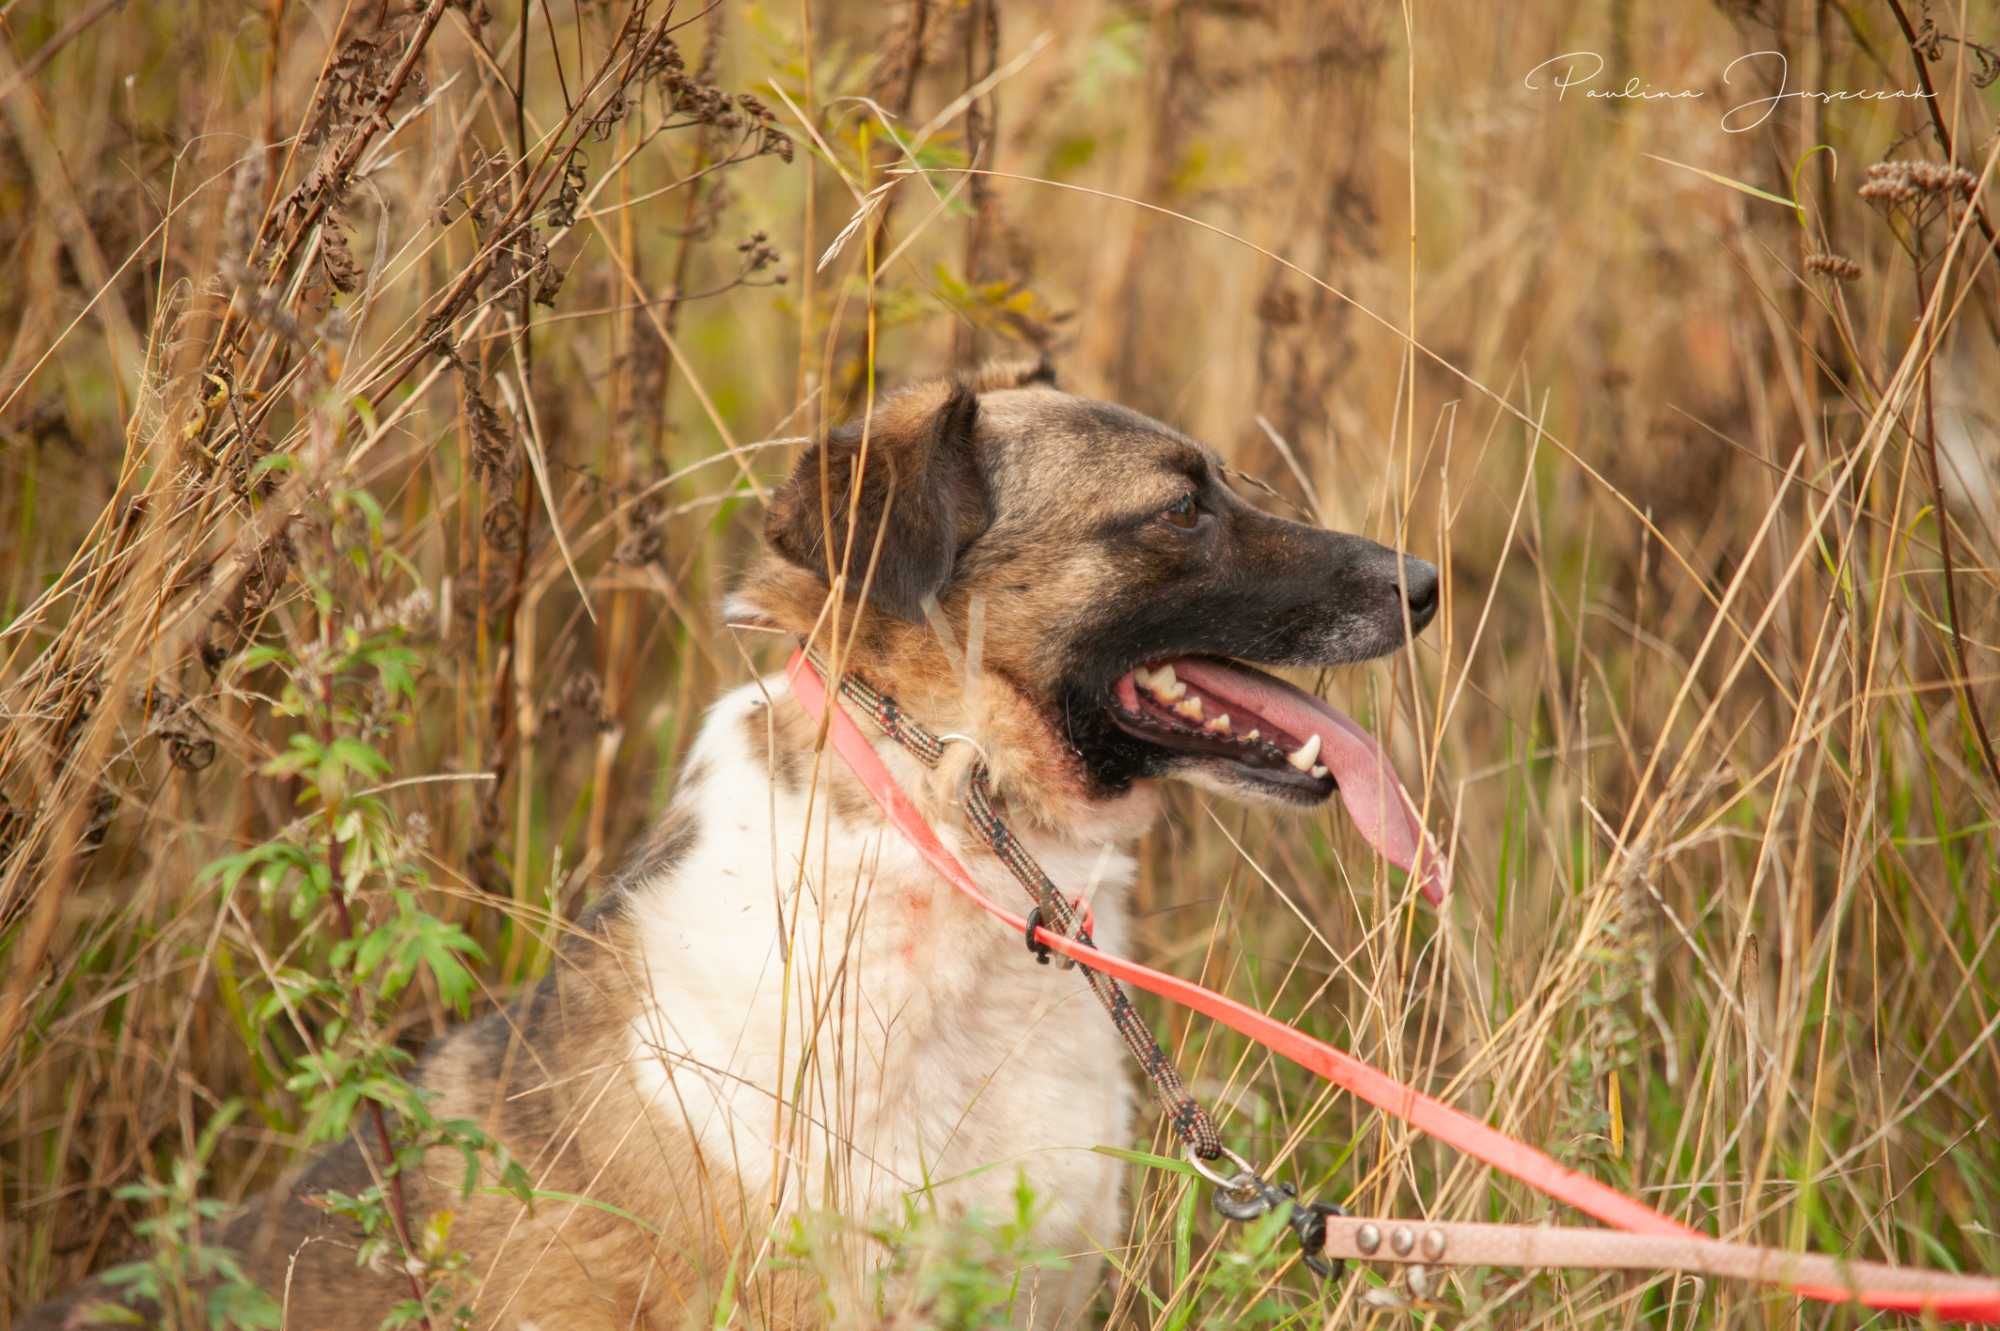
left=1402, top=556, right=1439, bottom=630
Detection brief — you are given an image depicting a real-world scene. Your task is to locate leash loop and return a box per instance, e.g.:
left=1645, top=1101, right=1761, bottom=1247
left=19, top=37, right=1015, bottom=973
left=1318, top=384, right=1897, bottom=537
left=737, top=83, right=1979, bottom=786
left=1183, top=1142, right=1257, bottom=1190
left=1023, top=905, right=1053, bottom=964
left=932, top=731, right=991, bottom=765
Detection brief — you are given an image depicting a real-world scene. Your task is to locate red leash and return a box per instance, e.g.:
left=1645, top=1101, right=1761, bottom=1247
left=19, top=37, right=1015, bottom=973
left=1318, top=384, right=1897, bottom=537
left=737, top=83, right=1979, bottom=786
left=786, top=650, right=2000, bottom=1321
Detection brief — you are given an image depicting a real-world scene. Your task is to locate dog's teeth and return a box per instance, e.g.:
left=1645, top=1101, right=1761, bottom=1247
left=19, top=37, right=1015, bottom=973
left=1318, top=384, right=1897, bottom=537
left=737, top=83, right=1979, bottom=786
left=1204, top=713, right=1232, bottom=734
left=1287, top=732, right=1323, bottom=772
left=1243, top=729, right=1259, bottom=742
left=1135, top=663, right=1189, bottom=703
left=1310, top=764, right=1329, bottom=779
left=1173, top=696, right=1203, bottom=721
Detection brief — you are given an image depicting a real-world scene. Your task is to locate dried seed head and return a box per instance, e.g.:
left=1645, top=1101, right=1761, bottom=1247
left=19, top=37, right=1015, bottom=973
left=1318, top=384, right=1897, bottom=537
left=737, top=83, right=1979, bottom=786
left=612, top=493, right=667, bottom=567
left=221, top=146, right=270, bottom=279
left=543, top=670, right=611, bottom=736
left=1256, top=286, right=1302, bottom=327
left=481, top=499, right=523, bottom=551
left=1859, top=159, right=1979, bottom=208
left=306, top=13, right=427, bottom=146
left=547, top=156, right=589, bottom=230
left=319, top=215, right=361, bottom=295
left=737, top=230, right=782, bottom=276
left=1805, top=252, right=1862, bottom=282
left=439, top=344, right=519, bottom=486
left=147, top=692, right=218, bottom=772
left=357, top=587, right=436, bottom=639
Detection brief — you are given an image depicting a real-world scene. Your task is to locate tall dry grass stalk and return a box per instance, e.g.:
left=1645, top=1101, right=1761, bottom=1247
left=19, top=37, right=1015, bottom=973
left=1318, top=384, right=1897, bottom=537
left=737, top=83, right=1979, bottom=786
left=2, top=1, right=1997, bottom=1327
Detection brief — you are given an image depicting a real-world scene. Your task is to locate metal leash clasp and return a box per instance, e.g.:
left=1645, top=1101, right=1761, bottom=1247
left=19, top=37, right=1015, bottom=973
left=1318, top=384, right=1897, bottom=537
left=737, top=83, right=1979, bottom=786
left=1187, top=1146, right=1347, bottom=1281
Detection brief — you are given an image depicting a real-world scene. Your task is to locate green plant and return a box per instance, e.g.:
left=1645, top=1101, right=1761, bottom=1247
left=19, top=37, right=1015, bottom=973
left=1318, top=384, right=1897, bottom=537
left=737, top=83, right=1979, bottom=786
left=192, top=483, right=528, bottom=1329
left=782, top=1172, right=1067, bottom=1331
left=80, top=1104, right=281, bottom=1331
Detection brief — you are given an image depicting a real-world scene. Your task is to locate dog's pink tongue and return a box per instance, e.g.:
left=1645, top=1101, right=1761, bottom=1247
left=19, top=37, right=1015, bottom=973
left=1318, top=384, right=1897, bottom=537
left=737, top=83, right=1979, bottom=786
left=1307, top=706, right=1450, bottom=906
left=1173, top=660, right=1450, bottom=905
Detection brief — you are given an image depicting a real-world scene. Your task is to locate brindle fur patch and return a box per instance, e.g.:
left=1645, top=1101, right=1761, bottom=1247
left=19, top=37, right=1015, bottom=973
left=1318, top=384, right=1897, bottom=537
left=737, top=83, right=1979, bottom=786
left=614, top=798, right=701, bottom=890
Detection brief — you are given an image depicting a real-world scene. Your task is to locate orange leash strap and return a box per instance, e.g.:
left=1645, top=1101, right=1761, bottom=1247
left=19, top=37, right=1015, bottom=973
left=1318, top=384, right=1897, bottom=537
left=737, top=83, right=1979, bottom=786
left=786, top=650, right=2000, bottom=1322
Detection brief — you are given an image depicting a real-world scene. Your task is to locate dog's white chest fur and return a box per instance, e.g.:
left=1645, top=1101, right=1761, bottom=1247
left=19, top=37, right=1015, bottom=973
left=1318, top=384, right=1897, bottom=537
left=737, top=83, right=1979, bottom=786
left=620, top=679, right=1139, bottom=1317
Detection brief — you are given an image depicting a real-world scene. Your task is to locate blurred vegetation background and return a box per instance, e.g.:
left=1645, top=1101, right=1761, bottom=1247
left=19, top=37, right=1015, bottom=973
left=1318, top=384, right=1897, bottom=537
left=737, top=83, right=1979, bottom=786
left=1, top=0, right=1997, bottom=1326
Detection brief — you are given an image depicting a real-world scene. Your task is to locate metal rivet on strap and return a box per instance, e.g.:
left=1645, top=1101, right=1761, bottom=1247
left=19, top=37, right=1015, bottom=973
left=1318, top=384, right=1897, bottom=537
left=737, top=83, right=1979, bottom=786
left=1390, top=1225, right=1415, bottom=1257
left=1421, top=1227, right=1446, bottom=1260
left=1355, top=1222, right=1381, bottom=1255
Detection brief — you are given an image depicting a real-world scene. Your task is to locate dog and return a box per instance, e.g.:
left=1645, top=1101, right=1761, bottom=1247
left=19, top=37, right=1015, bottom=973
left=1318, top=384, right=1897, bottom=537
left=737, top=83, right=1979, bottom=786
left=23, top=361, right=1440, bottom=1330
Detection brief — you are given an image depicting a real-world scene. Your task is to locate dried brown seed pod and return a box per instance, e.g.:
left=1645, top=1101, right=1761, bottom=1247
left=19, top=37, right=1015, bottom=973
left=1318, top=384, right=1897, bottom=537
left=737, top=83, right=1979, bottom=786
left=1805, top=252, right=1862, bottom=281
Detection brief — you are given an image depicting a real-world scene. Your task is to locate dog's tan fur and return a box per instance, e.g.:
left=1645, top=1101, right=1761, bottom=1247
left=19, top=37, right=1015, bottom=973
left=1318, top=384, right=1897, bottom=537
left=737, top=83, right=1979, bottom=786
left=27, top=362, right=1432, bottom=1331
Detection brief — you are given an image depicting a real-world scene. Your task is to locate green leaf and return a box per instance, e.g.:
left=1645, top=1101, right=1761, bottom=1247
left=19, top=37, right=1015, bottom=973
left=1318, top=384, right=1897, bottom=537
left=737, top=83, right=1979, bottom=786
left=390, top=905, right=486, bottom=1016
left=339, top=488, right=386, bottom=537
left=264, top=732, right=325, bottom=779
left=326, top=736, right=392, bottom=781
left=1642, top=152, right=1798, bottom=212
left=711, top=1247, right=742, bottom=1329
left=1090, top=1145, right=1199, bottom=1176
left=206, top=1279, right=281, bottom=1331
left=194, top=1100, right=245, bottom=1165
left=71, top=1296, right=148, bottom=1326
left=227, top=643, right=293, bottom=676
left=1789, top=144, right=1839, bottom=226
left=370, top=645, right=421, bottom=702
left=1165, top=1182, right=1197, bottom=1331
left=200, top=842, right=311, bottom=897
left=472, top=1185, right=661, bottom=1235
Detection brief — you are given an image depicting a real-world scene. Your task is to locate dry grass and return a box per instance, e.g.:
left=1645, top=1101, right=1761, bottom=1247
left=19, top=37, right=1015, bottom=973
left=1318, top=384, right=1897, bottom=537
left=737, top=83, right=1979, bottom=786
left=3, top=1, right=1998, bottom=1327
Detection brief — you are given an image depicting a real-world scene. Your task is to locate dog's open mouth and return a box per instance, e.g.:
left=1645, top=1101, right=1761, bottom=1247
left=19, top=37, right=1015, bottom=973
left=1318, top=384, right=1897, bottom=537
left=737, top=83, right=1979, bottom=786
left=1109, top=657, right=1449, bottom=903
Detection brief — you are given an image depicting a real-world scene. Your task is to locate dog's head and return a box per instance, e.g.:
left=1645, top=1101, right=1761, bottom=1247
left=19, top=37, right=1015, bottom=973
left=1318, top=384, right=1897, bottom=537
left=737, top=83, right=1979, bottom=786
left=740, top=363, right=1445, bottom=894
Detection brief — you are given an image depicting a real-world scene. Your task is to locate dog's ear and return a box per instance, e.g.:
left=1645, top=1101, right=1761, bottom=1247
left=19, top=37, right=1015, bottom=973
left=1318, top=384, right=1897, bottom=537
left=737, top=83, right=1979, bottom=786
left=964, top=355, right=1057, bottom=392
left=764, top=382, right=990, bottom=621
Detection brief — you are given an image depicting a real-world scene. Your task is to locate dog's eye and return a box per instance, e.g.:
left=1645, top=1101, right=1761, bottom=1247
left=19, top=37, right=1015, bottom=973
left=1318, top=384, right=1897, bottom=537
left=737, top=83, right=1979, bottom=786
left=1160, top=494, right=1200, bottom=529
